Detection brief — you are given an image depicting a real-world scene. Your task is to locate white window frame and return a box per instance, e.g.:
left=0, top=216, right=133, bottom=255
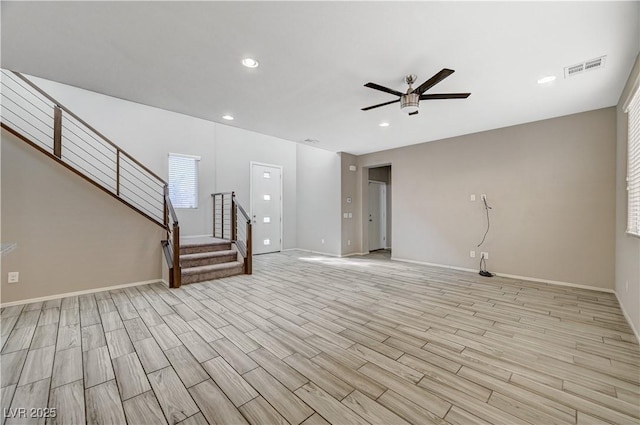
left=168, top=153, right=200, bottom=209
left=625, top=83, right=640, bottom=237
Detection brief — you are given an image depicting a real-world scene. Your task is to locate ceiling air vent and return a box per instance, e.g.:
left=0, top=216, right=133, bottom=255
left=564, top=56, right=606, bottom=78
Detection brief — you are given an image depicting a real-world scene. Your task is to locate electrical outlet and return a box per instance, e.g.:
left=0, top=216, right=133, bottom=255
left=481, top=252, right=489, bottom=259
left=348, top=240, right=351, bottom=246
left=470, top=251, right=476, bottom=258
left=470, top=194, right=476, bottom=201
left=8, top=272, right=19, bottom=283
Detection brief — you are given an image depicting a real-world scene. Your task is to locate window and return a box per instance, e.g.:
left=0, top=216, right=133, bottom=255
left=168, top=153, right=200, bottom=209
left=627, top=88, right=640, bottom=236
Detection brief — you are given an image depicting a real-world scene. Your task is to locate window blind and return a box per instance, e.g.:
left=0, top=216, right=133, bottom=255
left=627, top=89, right=640, bottom=236
left=168, top=153, right=200, bottom=209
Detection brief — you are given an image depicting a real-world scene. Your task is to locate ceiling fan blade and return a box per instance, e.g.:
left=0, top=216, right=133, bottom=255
left=408, top=111, right=419, bottom=116
left=419, top=93, right=471, bottom=100
left=361, top=99, right=400, bottom=111
left=364, top=82, right=404, bottom=97
left=413, top=68, right=455, bottom=94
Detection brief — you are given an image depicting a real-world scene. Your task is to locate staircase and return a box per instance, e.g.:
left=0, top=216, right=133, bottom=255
left=1, top=69, right=251, bottom=288
left=180, top=239, right=243, bottom=284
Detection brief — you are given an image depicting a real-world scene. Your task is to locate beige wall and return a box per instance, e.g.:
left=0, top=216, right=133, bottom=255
left=616, top=54, right=640, bottom=337
left=353, top=108, right=617, bottom=290
left=297, top=144, right=341, bottom=255
left=1, top=130, right=164, bottom=303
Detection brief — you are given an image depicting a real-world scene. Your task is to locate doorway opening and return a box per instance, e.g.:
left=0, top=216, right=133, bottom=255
left=367, top=165, right=391, bottom=255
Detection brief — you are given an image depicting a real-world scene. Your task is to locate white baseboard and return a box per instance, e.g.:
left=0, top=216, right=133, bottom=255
left=285, top=248, right=370, bottom=258
left=615, top=291, right=640, bottom=343
left=293, top=248, right=341, bottom=258
left=0, top=279, right=163, bottom=308
left=340, top=252, right=369, bottom=258
left=392, top=257, right=478, bottom=274
left=496, top=271, right=615, bottom=294
left=391, top=256, right=615, bottom=294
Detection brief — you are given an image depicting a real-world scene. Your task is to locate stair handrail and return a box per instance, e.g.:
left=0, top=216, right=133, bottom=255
left=212, top=192, right=252, bottom=274
left=1, top=69, right=182, bottom=287
left=9, top=72, right=166, bottom=185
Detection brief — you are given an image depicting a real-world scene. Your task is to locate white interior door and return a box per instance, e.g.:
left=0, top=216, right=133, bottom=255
left=368, top=181, right=386, bottom=251
left=251, top=163, right=282, bottom=254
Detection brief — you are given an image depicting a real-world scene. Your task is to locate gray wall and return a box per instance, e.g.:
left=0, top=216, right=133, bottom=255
left=31, top=76, right=300, bottom=247
left=340, top=153, right=361, bottom=255
left=297, top=144, right=341, bottom=255
left=616, top=54, right=640, bottom=337
left=354, top=108, right=617, bottom=290
left=0, top=76, right=327, bottom=303
left=1, top=130, right=164, bottom=303
left=215, top=124, right=297, bottom=249
left=31, top=76, right=218, bottom=236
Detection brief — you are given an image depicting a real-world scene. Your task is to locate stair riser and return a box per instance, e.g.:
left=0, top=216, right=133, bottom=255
left=181, top=253, right=237, bottom=268
left=180, top=243, right=232, bottom=255
left=182, top=266, right=244, bottom=284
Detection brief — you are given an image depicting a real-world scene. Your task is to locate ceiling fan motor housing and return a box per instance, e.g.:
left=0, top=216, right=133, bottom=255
left=405, top=74, right=417, bottom=86
left=401, top=93, right=419, bottom=113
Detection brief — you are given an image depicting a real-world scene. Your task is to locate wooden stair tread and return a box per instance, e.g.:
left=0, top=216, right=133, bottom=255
left=180, top=249, right=236, bottom=260
left=181, top=240, right=230, bottom=247
left=182, top=261, right=243, bottom=275
left=180, top=240, right=233, bottom=255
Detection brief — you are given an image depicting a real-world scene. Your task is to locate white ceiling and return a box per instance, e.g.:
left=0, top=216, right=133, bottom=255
left=1, top=2, right=638, bottom=155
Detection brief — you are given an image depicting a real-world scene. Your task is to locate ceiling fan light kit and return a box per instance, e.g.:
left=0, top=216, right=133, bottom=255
left=362, top=68, right=470, bottom=116
left=400, top=93, right=419, bottom=114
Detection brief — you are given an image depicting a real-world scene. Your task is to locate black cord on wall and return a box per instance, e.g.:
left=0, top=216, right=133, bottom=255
left=477, top=196, right=495, bottom=277
left=477, top=196, right=491, bottom=248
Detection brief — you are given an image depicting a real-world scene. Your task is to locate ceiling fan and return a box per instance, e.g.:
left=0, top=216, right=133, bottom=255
left=361, top=68, right=470, bottom=116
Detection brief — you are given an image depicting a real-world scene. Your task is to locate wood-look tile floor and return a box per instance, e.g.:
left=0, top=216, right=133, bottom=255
left=1, top=250, right=639, bottom=425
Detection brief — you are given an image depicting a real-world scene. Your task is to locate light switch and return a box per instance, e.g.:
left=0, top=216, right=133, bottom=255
left=470, top=194, right=476, bottom=201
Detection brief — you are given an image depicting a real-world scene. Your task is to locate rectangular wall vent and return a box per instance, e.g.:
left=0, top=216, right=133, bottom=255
left=564, top=56, right=606, bottom=78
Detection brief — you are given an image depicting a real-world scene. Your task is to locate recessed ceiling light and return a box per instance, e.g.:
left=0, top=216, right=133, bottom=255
left=537, top=75, right=556, bottom=84
left=222, top=115, right=234, bottom=121
left=242, top=58, right=259, bottom=68
left=379, top=122, right=390, bottom=127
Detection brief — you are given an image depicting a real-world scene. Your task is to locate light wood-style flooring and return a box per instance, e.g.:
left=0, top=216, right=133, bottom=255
left=1, top=250, right=639, bottom=425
